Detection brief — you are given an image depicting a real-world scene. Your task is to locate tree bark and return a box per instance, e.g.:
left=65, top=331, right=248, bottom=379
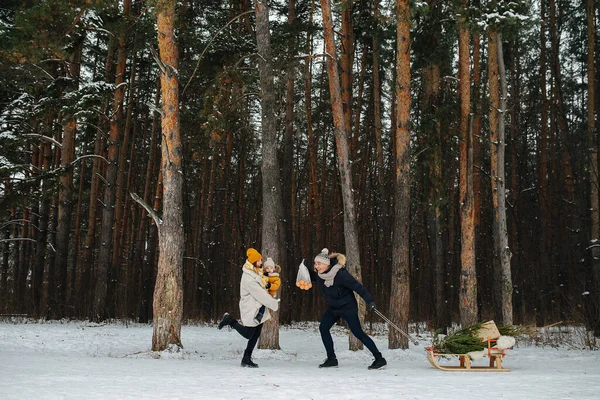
left=41, top=120, right=61, bottom=318
left=586, top=0, right=600, bottom=335
left=93, top=0, right=131, bottom=321
left=79, top=36, right=116, bottom=318
left=136, top=79, right=161, bottom=323
left=458, top=0, right=477, bottom=327
left=1, top=180, right=11, bottom=313
left=372, top=0, right=389, bottom=281
left=152, top=0, right=184, bottom=351
left=112, top=48, right=137, bottom=301
left=496, top=32, right=513, bottom=325
left=320, top=0, right=364, bottom=351
left=255, top=0, right=284, bottom=350
left=305, top=0, right=319, bottom=260
left=282, top=0, right=296, bottom=270
left=508, top=38, right=522, bottom=322
left=33, top=135, right=52, bottom=318
left=488, top=19, right=501, bottom=322
left=340, top=0, right=353, bottom=140
left=537, top=0, right=551, bottom=325
left=54, top=37, right=84, bottom=318
left=390, top=0, right=411, bottom=350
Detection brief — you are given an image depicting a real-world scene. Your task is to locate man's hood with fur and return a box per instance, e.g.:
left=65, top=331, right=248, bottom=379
left=329, top=252, right=346, bottom=266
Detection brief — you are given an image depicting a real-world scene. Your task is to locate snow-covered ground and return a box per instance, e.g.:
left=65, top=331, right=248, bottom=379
left=0, top=320, right=598, bottom=399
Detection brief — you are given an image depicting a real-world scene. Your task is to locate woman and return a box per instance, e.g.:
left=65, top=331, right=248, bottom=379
left=218, top=248, right=279, bottom=368
left=308, top=248, right=387, bottom=370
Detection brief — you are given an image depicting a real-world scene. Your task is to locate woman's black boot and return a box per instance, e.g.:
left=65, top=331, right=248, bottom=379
left=241, top=351, right=259, bottom=368
left=218, top=313, right=233, bottom=330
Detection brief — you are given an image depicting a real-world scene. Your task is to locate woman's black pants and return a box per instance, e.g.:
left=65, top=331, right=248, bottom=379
left=231, top=320, right=263, bottom=355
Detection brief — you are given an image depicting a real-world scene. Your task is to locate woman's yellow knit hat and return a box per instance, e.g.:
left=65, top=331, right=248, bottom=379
left=246, top=248, right=262, bottom=264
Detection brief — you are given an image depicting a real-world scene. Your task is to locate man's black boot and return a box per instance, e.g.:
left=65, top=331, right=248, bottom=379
left=318, top=357, right=338, bottom=368
left=368, top=353, right=387, bottom=370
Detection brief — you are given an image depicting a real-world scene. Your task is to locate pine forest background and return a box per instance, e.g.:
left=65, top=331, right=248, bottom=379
left=1, top=0, right=599, bottom=337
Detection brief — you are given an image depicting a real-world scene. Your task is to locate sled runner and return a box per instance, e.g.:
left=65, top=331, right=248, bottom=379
left=426, top=342, right=510, bottom=372
left=426, top=321, right=511, bottom=372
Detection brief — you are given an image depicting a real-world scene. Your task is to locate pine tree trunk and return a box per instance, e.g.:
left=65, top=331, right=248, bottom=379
left=0, top=210, right=9, bottom=313
left=586, top=0, right=600, bottom=335
left=389, top=0, right=411, bottom=350
left=420, top=0, right=445, bottom=330
left=136, top=80, right=160, bottom=323
left=537, top=0, right=551, bottom=325
left=279, top=0, right=296, bottom=325
left=351, top=46, right=367, bottom=163
left=119, top=105, right=139, bottom=319
left=93, top=0, right=131, bottom=321
left=305, top=0, right=318, bottom=259
left=141, top=171, right=162, bottom=324
left=112, top=50, right=137, bottom=307
left=549, top=0, right=581, bottom=299
left=458, top=0, right=477, bottom=327
left=496, top=32, right=513, bottom=325
left=41, top=119, right=62, bottom=318
left=282, top=0, right=295, bottom=271
left=79, top=37, right=116, bottom=318
left=472, top=11, right=482, bottom=234
left=372, top=0, right=389, bottom=276
left=320, top=0, right=364, bottom=351
left=508, top=38, right=521, bottom=322
left=33, top=138, right=52, bottom=318
left=69, top=141, right=87, bottom=314
left=488, top=20, right=501, bottom=322
left=152, top=0, right=184, bottom=351
left=1, top=180, right=11, bottom=313
left=340, top=0, right=353, bottom=140
left=255, top=0, right=283, bottom=350
left=54, top=37, right=83, bottom=318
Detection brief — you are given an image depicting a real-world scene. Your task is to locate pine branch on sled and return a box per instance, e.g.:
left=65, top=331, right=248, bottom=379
left=425, top=320, right=561, bottom=372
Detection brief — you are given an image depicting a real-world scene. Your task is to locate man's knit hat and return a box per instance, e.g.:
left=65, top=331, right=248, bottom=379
left=264, top=257, right=275, bottom=268
left=314, top=248, right=330, bottom=265
left=247, top=248, right=262, bottom=264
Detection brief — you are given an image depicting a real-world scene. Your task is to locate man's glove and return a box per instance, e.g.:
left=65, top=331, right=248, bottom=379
left=368, top=302, right=377, bottom=312
left=266, top=283, right=271, bottom=289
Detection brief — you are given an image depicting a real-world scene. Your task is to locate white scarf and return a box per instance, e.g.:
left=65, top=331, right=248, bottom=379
left=318, top=265, right=343, bottom=287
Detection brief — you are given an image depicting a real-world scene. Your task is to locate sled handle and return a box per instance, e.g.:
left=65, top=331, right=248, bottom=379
left=374, top=309, right=419, bottom=346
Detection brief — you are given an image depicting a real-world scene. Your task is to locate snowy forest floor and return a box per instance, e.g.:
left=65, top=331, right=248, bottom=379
left=0, top=320, right=599, bottom=399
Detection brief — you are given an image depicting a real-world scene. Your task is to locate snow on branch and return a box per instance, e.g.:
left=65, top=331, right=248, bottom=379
left=23, top=133, right=63, bottom=148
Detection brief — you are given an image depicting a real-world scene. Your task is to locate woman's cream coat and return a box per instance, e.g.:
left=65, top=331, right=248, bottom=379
left=239, top=264, right=280, bottom=327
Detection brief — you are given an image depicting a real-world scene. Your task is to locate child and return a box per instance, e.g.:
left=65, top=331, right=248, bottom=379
left=254, top=257, right=281, bottom=324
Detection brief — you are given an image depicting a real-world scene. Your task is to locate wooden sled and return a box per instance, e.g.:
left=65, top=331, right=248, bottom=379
left=426, top=321, right=511, bottom=372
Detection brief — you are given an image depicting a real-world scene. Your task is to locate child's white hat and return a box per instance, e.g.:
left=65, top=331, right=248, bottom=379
left=264, top=257, right=275, bottom=268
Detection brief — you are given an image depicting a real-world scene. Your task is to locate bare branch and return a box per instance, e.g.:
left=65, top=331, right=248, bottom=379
left=23, top=134, right=63, bottom=148
left=146, top=101, right=164, bottom=118
left=71, top=154, right=109, bottom=166
left=0, top=238, right=37, bottom=244
left=130, top=191, right=162, bottom=229
left=0, top=219, right=40, bottom=232
left=149, top=46, right=167, bottom=75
